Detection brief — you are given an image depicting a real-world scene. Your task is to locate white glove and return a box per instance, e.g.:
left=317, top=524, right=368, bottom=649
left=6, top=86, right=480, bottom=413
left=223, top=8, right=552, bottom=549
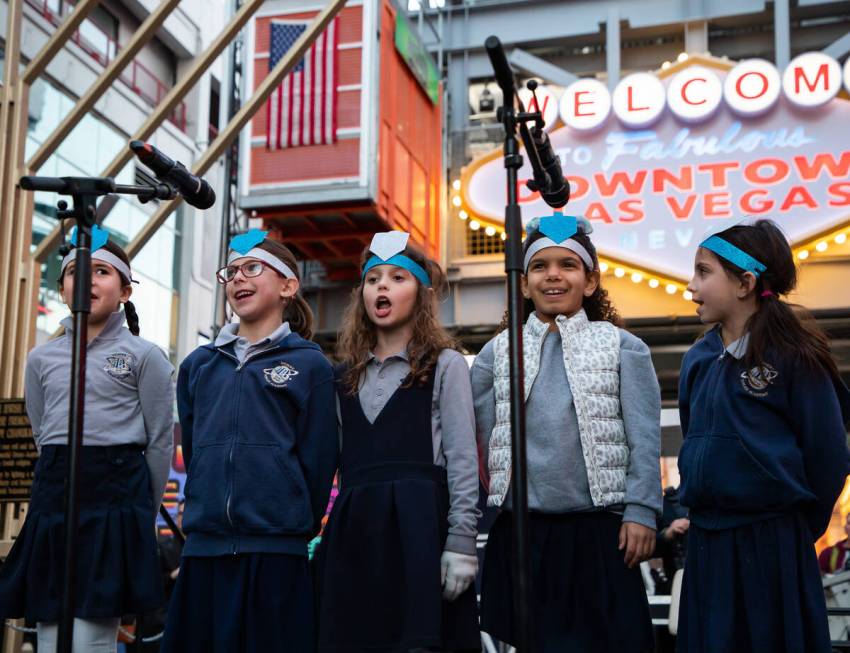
left=440, top=550, right=478, bottom=602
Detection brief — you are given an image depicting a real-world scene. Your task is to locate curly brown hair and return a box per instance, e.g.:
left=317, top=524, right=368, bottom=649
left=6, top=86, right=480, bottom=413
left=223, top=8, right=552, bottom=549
left=497, top=227, right=621, bottom=332
left=336, top=244, right=458, bottom=394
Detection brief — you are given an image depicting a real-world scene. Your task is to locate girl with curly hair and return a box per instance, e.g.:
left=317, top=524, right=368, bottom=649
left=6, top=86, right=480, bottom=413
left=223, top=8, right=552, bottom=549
left=316, top=231, right=481, bottom=652
left=471, top=213, right=662, bottom=653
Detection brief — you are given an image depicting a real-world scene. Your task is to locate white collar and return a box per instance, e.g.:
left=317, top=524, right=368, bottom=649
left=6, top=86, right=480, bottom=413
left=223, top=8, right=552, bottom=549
left=725, top=333, right=750, bottom=360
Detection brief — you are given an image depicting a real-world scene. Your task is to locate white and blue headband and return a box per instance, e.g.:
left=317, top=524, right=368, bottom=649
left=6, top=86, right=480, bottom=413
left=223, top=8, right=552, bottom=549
left=361, top=231, right=431, bottom=287
left=697, top=218, right=776, bottom=278
left=227, top=229, right=296, bottom=279
left=60, top=225, right=137, bottom=283
left=523, top=213, right=595, bottom=272
left=700, top=236, right=766, bottom=277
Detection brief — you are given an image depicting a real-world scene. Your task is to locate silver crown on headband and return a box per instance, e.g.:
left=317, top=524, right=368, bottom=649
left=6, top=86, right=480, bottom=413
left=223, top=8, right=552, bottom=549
left=368, top=231, right=410, bottom=260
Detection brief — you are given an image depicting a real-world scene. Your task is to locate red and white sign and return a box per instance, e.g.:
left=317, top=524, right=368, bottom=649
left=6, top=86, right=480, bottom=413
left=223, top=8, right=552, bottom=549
left=560, top=78, right=611, bottom=132
left=612, top=73, right=665, bottom=128
left=723, top=59, right=781, bottom=117
left=781, top=52, right=842, bottom=108
left=666, top=66, right=723, bottom=123
left=518, top=85, right=559, bottom=133
left=461, top=53, right=850, bottom=281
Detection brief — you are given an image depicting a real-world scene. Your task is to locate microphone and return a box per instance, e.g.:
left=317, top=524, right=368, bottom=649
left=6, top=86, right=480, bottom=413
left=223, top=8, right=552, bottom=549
left=526, top=127, right=569, bottom=208
left=129, top=141, right=216, bottom=210
left=484, top=35, right=516, bottom=101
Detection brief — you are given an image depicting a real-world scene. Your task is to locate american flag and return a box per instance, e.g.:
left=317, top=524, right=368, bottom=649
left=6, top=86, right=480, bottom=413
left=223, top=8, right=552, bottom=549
left=266, top=19, right=339, bottom=149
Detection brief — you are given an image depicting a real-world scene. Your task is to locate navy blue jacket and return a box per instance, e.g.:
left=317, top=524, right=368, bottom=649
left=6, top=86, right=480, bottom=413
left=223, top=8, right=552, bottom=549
left=177, top=332, right=338, bottom=557
left=678, top=327, right=850, bottom=538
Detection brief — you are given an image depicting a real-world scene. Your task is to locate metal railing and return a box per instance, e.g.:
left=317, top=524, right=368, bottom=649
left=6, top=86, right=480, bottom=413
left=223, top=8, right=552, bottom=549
left=24, top=0, right=188, bottom=132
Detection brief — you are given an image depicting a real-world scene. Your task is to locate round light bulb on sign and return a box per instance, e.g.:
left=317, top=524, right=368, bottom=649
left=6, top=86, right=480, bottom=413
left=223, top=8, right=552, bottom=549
left=560, top=78, right=611, bottom=132
left=724, top=59, right=781, bottom=117
left=518, top=85, right=559, bottom=132
left=667, top=66, right=722, bottom=123
left=782, top=52, right=841, bottom=108
left=612, top=73, right=665, bottom=128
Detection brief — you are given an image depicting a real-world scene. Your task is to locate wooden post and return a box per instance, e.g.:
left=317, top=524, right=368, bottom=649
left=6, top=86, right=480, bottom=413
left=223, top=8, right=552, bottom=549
left=127, top=0, right=349, bottom=258
left=32, top=0, right=272, bottom=262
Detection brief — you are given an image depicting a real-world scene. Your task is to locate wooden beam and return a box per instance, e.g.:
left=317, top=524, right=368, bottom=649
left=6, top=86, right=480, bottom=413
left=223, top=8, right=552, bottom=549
left=33, top=0, right=271, bottom=262
left=27, top=0, right=182, bottom=172
left=338, top=211, right=359, bottom=230
left=0, top=0, right=28, bottom=396
left=0, top=81, right=33, bottom=395
left=275, top=231, right=374, bottom=243
left=124, top=0, right=348, bottom=259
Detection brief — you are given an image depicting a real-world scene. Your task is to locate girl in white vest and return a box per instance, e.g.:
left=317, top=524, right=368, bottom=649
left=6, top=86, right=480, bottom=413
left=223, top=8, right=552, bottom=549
left=471, top=213, right=662, bottom=653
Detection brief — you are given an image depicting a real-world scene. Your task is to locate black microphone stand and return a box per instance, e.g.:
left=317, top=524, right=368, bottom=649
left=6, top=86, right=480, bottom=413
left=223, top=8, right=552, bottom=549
left=17, top=174, right=175, bottom=653
left=484, top=35, right=570, bottom=652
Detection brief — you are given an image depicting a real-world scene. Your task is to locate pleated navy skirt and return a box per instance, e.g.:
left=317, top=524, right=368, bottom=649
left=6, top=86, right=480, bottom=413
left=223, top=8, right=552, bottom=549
left=0, top=444, right=163, bottom=622
left=677, top=512, right=831, bottom=653
left=480, top=510, right=654, bottom=653
left=161, top=553, right=315, bottom=653
left=315, top=462, right=481, bottom=653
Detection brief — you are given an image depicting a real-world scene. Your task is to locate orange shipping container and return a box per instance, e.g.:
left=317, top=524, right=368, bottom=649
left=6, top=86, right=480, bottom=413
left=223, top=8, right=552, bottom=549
left=240, top=0, right=442, bottom=279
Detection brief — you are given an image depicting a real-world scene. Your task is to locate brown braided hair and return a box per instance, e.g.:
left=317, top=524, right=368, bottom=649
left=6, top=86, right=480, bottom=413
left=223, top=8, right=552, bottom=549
left=253, top=239, right=314, bottom=340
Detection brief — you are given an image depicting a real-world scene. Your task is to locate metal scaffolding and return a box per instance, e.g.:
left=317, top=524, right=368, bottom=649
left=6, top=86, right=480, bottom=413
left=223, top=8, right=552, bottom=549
left=0, top=0, right=348, bottom=398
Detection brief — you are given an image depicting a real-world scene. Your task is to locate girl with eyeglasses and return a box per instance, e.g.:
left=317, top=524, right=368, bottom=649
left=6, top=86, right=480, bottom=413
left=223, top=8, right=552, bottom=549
left=161, top=230, right=338, bottom=653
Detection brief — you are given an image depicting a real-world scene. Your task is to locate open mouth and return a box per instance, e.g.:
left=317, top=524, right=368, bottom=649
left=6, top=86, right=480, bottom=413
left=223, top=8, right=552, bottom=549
left=375, top=295, right=392, bottom=318
left=542, top=288, right=566, bottom=297
left=234, top=289, right=255, bottom=301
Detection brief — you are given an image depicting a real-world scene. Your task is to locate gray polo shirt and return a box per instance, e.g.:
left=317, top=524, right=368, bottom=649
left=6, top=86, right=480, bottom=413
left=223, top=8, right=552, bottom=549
left=215, top=321, right=292, bottom=363
left=351, top=348, right=481, bottom=555
left=471, top=326, right=662, bottom=530
left=24, top=311, right=175, bottom=509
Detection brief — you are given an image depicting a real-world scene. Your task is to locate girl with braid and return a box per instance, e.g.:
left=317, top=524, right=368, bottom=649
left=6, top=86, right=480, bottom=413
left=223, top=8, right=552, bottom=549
left=0, top=225, right=175, bottom=653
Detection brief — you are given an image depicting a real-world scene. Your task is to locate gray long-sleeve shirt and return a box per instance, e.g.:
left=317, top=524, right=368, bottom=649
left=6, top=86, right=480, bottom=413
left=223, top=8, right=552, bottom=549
left=348, top=348, right=481, bottom=555
left=24, top=311, right=175, bottom=509
left=471, top=326, right=662, bottom=530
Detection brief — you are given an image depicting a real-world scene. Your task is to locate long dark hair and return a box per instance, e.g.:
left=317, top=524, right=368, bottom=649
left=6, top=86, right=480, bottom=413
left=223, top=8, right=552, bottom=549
left=255, top=239, right=314, bottom=340
left=708, top=219, right=838, bottom=379
left=336, top=244, right=458, bottom=394
left=58, top=239, right=141, bottom=336
left=498, top=226, right=621, bottom=332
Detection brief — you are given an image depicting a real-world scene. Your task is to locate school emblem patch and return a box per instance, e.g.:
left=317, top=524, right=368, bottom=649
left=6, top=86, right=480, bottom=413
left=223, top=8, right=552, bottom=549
left=104, top=352, right=136, bottom=380
left=740, top=364, right=778, bottom=397
left=264, top=362, right=299, bottom=388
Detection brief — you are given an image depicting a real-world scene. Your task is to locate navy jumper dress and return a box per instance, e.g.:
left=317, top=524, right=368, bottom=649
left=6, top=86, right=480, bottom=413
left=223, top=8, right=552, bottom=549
left=316, top=367, right=480, bottom=652
left=0, top=444, right=163, bottom=622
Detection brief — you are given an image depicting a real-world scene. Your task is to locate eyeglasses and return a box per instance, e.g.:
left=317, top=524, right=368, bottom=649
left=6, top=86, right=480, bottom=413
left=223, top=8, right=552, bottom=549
left=216, top=260, right=272, bottom=284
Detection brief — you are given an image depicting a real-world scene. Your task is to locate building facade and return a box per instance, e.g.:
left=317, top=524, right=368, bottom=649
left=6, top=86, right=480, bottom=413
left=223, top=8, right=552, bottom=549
left=1, top=0, right=232, bottom=360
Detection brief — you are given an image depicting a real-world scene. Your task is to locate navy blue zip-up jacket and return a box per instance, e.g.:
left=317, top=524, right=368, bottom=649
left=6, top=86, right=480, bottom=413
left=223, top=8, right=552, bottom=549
left=177, top=332, right=338, bottom=557
left=678, top=327, right=850, bottom=538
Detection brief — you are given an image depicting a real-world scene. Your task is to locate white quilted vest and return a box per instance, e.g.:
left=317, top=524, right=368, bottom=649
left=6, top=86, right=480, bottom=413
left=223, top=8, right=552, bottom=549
left=487, top=309, right=629, bottom=508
